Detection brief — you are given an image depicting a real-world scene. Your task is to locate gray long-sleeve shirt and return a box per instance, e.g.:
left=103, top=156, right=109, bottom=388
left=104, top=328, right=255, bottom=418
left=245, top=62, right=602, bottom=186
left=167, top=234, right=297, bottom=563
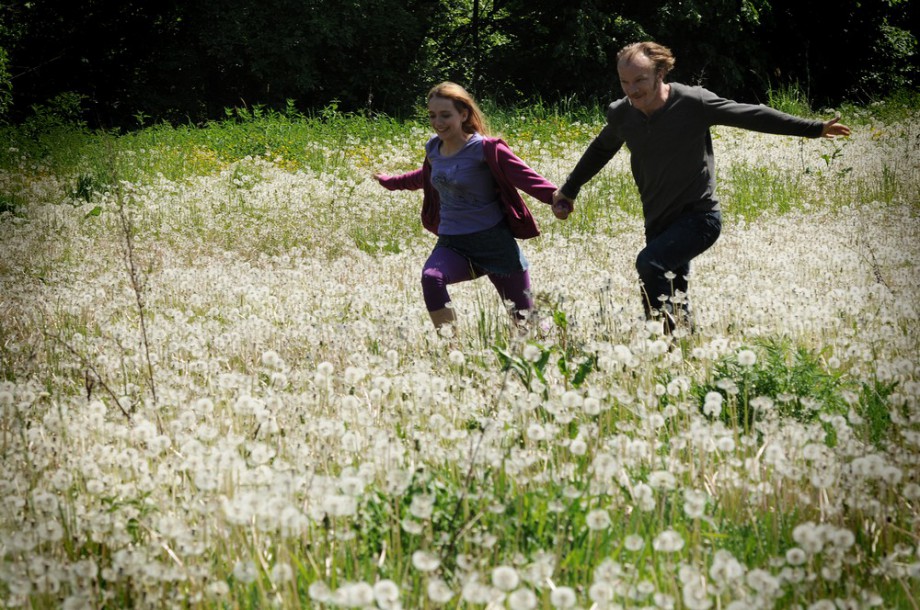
left=560, top=82, right=825, bottom=232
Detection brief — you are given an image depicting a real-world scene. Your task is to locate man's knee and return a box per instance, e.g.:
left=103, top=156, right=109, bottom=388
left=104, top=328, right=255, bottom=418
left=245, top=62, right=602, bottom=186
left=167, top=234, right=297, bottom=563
left=635, top=249, right=658, bottom=280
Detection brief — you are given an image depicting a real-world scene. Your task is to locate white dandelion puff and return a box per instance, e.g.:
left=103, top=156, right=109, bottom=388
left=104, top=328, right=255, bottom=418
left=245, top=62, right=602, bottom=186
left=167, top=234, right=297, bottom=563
left=586, top=509, right=612, bottom=531
left=412, top=550, right=441, bottom=572
left=491, top=565, right=520, bottom=591
left=737, top=349, right=757, bottom=366
left=625, top=534, right=645, bottom=552
left=427, top=578, right=454, bottom=603
left=508, top=587, right=538, bottom=610
left=550, top=585, right=577, bottom=608
left=653, top=529, right=685, bottom=553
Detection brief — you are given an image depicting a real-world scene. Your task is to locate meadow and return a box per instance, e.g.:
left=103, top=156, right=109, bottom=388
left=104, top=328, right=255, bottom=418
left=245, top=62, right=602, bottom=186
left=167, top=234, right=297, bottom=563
left=0, top=97, right=918, bottom=609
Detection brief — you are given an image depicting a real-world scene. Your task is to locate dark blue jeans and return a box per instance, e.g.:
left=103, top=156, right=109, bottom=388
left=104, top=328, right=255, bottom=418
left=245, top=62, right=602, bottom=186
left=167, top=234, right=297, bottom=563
left=635, top=210, right=722, bottom=317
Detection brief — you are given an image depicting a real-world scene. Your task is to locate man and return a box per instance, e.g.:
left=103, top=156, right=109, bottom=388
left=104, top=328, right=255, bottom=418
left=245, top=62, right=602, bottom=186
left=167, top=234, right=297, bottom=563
left=553, top=41, right=851, bottom=333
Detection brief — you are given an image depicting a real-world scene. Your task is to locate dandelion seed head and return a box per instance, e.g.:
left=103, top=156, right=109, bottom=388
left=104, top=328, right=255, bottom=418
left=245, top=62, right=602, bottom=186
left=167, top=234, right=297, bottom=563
left=569, top=436, right=587, bottom=455
left=412, top=550, right=440, bottom=572
left=523, top=343, right=543, bottom=362
left=232, top=560, right=258, bottom=584
left=373, top=579, right=400, bottom=604
left=549, top=585, right=577, bottom=608
left=625, top=534, right=645, bottom=552
left=271, top=562, right=293, bottom=583
left=737, top=349, right=757, bottom=366
left=508, top=587, right=538, bottom=610
left=333, top=581, right=375, bottom=607
left=427, top=578, right=454, bottom=603
left=652, top=529, right=685, bottom=553
left=586, top=508, right=611, bottom=531
left=491, top=565, right=520, bottom=591
left=785, top=547, right=807, bottom=566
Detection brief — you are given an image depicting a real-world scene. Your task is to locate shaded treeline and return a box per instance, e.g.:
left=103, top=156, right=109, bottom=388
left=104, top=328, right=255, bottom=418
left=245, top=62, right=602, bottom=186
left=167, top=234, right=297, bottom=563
left=0, top=0, right=916, bottom=128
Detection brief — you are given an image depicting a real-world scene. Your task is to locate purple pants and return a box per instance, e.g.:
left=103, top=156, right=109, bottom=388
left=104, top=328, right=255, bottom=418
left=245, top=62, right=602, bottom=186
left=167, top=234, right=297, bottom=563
left=421, top=246, right=533, bottom=315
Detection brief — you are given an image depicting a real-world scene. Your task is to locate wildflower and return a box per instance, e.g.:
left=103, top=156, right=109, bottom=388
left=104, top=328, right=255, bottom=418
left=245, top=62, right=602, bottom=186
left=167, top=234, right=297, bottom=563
left=613, top=344, right=633, bottom=363
left=586, top=508, right=612, bottom=531
left=709, top=550, right=745, bottom=586
left=401, top=518, right=423, bottom=535
left=569, top=436, right=588, bottom=455
left=792, top=522, right=824, bottom=554
left=745, top=569, right=780, bottom=595
left=550, top=586, right=577, bottom=608
left=271, top=562, right=293, bottom=583
left=580, top=581, right=611, bottom=608
left=344, top=366, right=366, bottom=385
left=333, top=582, right=375, bottom=607
left=583, top=397, right=602, bottom=415
left=648, top=470, right=677, bottom=490
left=322, top=494, right=357, bottom=518
left=828, top=527, right=855, bottom=549
left=682, top=579, right=713, bottom=610
left=653, top=529, right=685, bottom=553
left=373, top=579, right=400, bottom=606
left=260, top=349, right=285, bottom=369
left=523, top=344, right=543, bottom=362
left=448, top=350, right=465, bottom=365
left=526, top=423, right=547, bottom=442
left=703, top=391, right=723, bottom=417
left=902, top=483, right=920, bottom=501
left=737, top=349, right=757, bottom=366
left=492, top=565, right=520, bottom=591
left=412, top=550, right=441, bottom=572
left=683, top=489, right=707, bottom=519
left=206, top=580, right=230, bottom=597
left=632, top=482, right=656, bottom=511
left=461, top=578, right=494, bottom=604
left=409, top=494, right=435, bottom=520
left=508, top=587, right=538, bottom=609
left=232, top=560, right=259, bottom=584
left=625, top=534, right=645, bottom=552
left=785, top=547, right=807, bottom=566
left=427, top=578, right=454, bottom=603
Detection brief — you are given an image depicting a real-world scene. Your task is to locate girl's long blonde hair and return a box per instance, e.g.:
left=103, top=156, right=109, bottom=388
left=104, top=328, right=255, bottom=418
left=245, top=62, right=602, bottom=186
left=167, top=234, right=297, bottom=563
left=427, top=81, right=489, bottom=135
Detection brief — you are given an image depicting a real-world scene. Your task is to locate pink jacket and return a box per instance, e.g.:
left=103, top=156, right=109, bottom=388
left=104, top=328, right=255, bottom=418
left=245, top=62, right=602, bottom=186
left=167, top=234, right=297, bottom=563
left=376, top=137, right=557, bottom=239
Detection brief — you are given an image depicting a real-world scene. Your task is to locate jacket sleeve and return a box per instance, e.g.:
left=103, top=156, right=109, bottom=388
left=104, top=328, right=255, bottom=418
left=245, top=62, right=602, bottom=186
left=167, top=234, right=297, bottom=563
left=560, top=101, right=626, bottom=199
left=493, top=141, right=557, bottom=204
left=376, top=167, right=426, bottom=191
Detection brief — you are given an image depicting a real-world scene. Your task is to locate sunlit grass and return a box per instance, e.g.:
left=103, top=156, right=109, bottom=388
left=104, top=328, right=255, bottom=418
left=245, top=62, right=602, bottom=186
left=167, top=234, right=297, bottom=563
left=0, top=101, right=918, bottom=608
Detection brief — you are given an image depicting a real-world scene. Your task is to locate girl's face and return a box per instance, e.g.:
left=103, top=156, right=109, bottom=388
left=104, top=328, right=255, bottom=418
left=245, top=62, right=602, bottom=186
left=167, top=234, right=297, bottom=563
left=428, top=96, right=468, bottom=142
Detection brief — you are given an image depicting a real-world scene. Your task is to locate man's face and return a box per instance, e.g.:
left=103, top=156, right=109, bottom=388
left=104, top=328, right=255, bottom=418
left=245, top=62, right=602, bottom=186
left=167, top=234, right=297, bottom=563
left=618, top=54, right=663, bottom=115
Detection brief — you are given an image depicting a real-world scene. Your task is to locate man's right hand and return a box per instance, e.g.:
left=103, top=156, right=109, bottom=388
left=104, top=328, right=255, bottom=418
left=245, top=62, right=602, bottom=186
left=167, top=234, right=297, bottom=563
left=552, top=190, right=574, bottom=219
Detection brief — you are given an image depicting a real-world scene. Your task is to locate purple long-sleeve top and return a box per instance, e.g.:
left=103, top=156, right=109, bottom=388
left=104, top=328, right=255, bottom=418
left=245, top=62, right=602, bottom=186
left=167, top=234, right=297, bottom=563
left=377, top=136, right=557, bottom=239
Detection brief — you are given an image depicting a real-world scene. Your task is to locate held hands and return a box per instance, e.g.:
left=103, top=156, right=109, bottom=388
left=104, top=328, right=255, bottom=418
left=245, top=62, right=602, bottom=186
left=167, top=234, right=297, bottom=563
left=821, top=117, right=851, bottom=139
left=552, top=190, right=575, bottom=220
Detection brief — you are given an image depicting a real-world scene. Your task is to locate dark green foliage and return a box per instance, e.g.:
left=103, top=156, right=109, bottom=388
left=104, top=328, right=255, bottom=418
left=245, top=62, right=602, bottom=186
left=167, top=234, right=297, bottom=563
left=691, top=337, right=848, bottom=433
left=857, top=378, right=899, bottom=450
left=1, top=0, right=915, bottom=126
left=691, top=336, right=903, bottom=451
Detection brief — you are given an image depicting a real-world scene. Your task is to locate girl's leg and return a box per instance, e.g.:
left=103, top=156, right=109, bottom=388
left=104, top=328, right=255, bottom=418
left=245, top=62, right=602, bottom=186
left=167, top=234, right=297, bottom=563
left=421, top=247, right=475, bottom=327
left=487, top=268, right=533, bottom=320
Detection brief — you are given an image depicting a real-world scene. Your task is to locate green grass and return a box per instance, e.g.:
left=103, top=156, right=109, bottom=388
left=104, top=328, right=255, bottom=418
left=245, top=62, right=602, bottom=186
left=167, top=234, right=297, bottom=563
left=1, top=95, right=918, bottom=607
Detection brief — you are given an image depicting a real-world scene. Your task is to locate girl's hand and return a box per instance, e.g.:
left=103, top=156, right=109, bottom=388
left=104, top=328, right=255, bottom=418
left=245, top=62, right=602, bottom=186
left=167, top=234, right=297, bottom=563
left=552, top=190, right=574, bottom=220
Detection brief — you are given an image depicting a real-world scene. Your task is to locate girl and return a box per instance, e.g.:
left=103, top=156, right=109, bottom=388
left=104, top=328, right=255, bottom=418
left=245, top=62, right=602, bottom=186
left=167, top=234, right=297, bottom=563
left=374, top=82, right=570, bottom=330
